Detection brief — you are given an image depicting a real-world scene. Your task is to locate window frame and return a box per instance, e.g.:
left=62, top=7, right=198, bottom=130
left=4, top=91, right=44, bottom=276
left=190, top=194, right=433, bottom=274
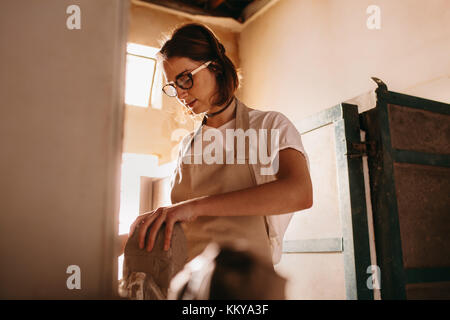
left=125, top=43, right=160, bottom=109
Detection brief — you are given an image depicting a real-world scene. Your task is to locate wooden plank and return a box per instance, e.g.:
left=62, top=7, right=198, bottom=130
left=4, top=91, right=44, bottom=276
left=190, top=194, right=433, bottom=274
left=282, top=238, right=343, bottom=253
left=241, top=0, right=273, bottom=21
left=140, top=0, right=227, bottom=18
left=362, top=89, right=450, bottom=299
left=406, top=268, right=450, bottom=284
left=379, top=91, right=450, bottom=115
left=362, top=97, right=408, bottom=299
left=377, top=96, right=408, bottom=299
left=392, top=149, right=450, bottom=168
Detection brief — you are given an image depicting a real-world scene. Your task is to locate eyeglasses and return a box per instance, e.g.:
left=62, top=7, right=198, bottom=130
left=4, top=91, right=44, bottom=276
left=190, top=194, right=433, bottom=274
left=162, top=61, right=212, bottom=97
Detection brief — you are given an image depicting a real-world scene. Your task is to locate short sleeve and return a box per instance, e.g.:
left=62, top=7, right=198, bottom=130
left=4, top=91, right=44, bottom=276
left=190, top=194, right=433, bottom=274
left=267, top=112, right=310, bottom=173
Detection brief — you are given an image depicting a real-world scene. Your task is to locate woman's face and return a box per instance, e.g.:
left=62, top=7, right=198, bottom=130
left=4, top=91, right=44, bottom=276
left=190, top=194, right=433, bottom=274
left=162, top=57, right=218, bottom=114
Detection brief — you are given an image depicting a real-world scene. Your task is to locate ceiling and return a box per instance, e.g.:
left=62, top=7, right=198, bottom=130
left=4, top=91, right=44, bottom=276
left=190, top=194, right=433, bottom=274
left=138, top=0, right=273, bottom=23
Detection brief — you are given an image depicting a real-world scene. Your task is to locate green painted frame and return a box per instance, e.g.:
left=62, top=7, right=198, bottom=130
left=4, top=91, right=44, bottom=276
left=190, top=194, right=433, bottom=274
left=360, top=83, right=450, bottom=299
left=291, top=103, right=374, bottom=300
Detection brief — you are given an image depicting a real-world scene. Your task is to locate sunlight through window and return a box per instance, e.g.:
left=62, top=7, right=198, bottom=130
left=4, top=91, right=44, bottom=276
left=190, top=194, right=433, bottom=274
left=124, top=43, right=161, bottom=108
left=117, top=153, right=176, bottom=280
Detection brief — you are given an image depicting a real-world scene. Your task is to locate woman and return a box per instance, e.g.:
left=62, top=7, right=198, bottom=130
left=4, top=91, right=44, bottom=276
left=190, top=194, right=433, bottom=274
left=128, top=23, right=313, bottom=265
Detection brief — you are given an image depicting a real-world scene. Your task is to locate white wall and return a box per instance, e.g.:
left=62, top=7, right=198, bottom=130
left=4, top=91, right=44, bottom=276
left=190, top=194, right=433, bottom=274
left=239, top=0, right=450, bottom=122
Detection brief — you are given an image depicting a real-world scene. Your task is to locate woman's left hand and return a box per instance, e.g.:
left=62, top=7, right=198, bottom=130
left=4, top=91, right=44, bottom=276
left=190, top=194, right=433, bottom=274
left=129, top=201, right=197, bottom=252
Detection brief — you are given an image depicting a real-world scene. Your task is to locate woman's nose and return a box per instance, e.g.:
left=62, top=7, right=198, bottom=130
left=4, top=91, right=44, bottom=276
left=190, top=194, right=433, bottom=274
left=176, top=86, right=188, bottom=100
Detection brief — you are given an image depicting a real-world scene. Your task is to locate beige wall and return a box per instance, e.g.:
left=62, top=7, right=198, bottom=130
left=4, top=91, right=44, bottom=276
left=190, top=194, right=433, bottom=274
left=124, top=2, right=241, bottom=164
left=239, top=0, right=450, bottom=122
left=0, top=0, right=128, bottom=298
left=238, top=0, right=449, bottom=299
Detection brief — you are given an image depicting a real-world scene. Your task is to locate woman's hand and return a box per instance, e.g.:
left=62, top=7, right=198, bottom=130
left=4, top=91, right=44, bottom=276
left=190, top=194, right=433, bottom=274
left=129, top=201, right=197, bottom=252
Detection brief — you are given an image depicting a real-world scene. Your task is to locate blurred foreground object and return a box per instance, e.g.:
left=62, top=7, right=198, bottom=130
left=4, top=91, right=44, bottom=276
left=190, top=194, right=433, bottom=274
left=168, top=242, right=287, bottom=300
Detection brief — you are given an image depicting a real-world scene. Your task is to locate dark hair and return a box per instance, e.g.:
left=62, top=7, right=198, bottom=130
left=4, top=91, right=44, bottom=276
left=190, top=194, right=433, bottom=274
left=158, top=23, right=239, bottom=107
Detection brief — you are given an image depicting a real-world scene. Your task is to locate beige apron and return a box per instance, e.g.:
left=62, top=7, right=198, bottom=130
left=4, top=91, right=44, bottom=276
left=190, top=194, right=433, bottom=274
left=170, top=98, right=272, bottom=264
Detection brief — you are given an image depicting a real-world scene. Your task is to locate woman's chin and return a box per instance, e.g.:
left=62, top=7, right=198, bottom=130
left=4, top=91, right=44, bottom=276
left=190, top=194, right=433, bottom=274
left=191, top=104, right=207, bottom=115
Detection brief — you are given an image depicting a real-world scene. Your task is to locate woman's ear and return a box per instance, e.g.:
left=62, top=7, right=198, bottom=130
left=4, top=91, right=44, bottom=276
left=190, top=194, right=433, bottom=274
left=209, top=61, right=223, bottom=74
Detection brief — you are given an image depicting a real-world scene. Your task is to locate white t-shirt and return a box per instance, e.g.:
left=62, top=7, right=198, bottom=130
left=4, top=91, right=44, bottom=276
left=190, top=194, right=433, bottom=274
left=178, top=108, right=310, bottom=264
left=202, top=109, right=310, bottom=185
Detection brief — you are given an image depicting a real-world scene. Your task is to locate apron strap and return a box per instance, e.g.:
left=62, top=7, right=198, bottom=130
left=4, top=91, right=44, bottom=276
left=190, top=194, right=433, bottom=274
left=240, top=108, right=273, bottom=244
left=181, top=97, right=257, bottom=163
left=235, top=98, right=249, bottom=132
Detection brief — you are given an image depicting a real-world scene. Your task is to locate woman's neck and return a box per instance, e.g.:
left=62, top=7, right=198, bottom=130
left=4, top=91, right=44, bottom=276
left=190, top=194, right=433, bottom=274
left=204, top=98, right=236, bottom=128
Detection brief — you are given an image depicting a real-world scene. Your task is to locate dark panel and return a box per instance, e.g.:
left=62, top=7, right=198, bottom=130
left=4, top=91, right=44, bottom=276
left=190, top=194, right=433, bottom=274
left=140, top=0, right=254, bottom=20
left=406, top=281, right=450, bottom=300
left=380, top=91, right=450, bottom=116
left=362, top=104, right=407, bottom=299
left=406, top=267, right=450, bottom=284
left=361, top=85, right=450, bottom=299
left=393, top=162, right=450, bottom=269
left=388, top=104, right=450, bottom=154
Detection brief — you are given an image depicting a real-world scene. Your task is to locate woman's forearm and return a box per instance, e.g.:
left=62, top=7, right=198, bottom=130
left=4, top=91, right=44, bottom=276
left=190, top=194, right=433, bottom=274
left=190, top=177, right=313, bottom=218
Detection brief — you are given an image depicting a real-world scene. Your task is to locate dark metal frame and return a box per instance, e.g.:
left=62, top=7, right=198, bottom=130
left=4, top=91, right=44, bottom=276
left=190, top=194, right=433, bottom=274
left=360, top=79, right=450, bottom=299
left=282, top=78, right=449, bottom=299
left=139, top=0, right=263, bottom=22
left=162, top=61, right=212, bottom=97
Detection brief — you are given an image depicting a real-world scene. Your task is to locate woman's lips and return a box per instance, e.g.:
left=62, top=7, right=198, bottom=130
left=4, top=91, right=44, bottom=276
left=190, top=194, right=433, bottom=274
left=186, top=99, right=197, bottom=108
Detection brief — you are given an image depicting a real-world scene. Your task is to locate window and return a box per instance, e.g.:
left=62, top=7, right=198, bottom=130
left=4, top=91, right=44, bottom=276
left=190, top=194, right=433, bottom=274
left=125, top=43, right=162, bottom=109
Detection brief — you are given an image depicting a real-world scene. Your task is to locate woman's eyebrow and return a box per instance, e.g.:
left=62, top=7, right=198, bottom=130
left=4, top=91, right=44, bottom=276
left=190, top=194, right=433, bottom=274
left=166, top=70, right=187, bottom=83
left=176, top=69, right=190, bottom=78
